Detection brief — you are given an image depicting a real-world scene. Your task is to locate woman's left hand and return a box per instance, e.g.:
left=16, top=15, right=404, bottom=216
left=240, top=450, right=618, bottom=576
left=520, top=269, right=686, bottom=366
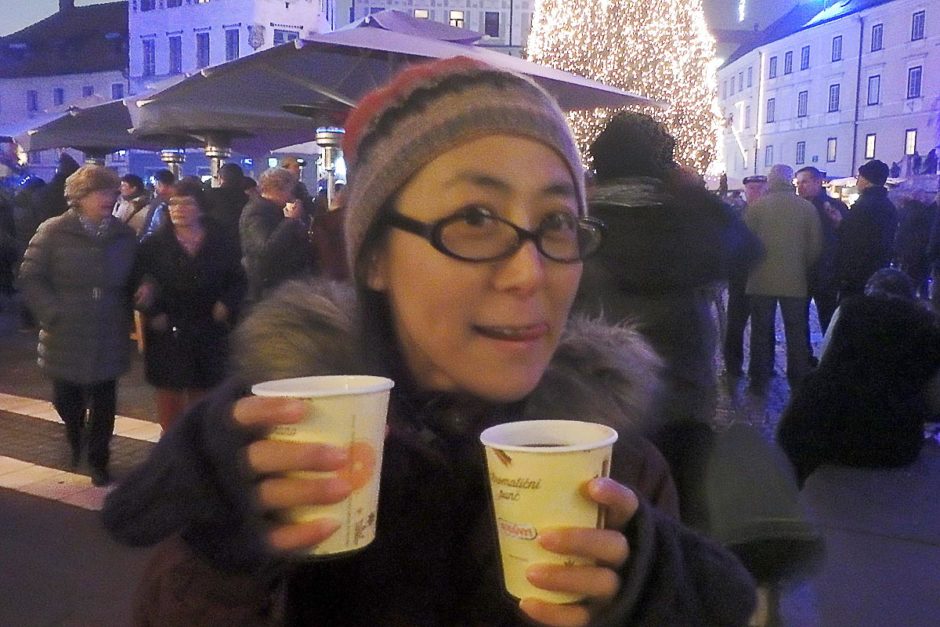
left=518, top=478, right=639, bottom=627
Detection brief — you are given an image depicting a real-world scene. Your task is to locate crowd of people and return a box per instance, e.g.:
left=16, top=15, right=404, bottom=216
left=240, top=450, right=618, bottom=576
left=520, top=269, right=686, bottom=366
left=1, top=55, right=938, bottom=624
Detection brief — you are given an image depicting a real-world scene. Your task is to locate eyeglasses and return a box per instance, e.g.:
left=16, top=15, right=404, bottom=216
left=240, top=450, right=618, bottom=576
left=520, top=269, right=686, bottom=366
left=383, top=207, right=605, bottom=263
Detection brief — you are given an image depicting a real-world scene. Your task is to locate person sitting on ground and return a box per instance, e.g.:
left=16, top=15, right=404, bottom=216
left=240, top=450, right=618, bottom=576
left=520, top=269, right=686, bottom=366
left=777, top=268, right=940, bottom=487
left=102, top=57, right=755, bottom=626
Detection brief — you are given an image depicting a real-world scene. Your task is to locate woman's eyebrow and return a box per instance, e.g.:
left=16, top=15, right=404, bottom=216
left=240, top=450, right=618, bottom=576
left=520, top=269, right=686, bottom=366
left=445, top=172, right=576, bottom=198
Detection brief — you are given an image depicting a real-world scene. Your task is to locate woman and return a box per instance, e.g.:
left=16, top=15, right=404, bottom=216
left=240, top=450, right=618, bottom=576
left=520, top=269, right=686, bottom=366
left=18, top=165, right=136, bottom=486
left=133, top=178, right=246, bottom=432
left=104, top=58, right=755, bottom=625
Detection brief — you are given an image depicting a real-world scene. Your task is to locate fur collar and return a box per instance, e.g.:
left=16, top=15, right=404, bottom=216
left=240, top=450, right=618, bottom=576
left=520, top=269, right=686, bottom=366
left=232, top=279, right=663, bottom=436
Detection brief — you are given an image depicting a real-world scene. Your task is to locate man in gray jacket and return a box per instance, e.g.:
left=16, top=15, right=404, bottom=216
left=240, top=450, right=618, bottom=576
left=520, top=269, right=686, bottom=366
left=745, top=164, right=823, bottom=390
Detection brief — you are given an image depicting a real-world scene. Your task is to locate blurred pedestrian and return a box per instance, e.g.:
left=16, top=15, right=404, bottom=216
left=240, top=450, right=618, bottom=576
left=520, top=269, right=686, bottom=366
left=835, top=159, right=898, bottom=300
left=130, top=169, right=175, bottom=241
left=239, top=167, right=314, bottom=303
left=38, top=153, right=80, bottom=222
left=133, top=178, right=246, bottom=432
left=745, top=164, right=822, bottom=390
left=778, top=268, right=940, bottom=487
left=17, top=165, right=137, bottom=486
left=894, top=190, right=933, bottom=298
left=111, top=174, right=150, bottom=225
left=204, top=162, right=248, bottom=254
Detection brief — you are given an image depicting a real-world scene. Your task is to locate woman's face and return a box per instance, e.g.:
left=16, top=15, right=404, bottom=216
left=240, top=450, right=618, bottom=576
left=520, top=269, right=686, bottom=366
left=168, top=196, right=201, bottom=228
left=78, top=188, right=119, bottom=222
left=367, top=135, right=582, bottom=403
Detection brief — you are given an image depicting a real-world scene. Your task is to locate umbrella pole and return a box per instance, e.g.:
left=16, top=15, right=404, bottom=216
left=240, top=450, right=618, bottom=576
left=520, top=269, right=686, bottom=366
left=160, top=148, right=185, bottom=179
left=315, top=128, right=344, bottom=210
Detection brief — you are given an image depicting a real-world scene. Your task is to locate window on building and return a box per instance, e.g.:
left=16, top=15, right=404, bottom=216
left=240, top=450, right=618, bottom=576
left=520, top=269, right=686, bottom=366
left=798, top=90, right=808, bottom=117
left=784, top=51, right=793, bottom=74
left=831, top=35, right=842, bottom=61
left=169, top=36, right=182, bottom=75
left=196, top=32, right=210, bottom=69
left=827, top=137, right=837, bottom=162
left=765, top=145, right=774, bottom=167
left=225, top=29, right=239, bottom=62
left=53, top=88, right=65, bottom=106
left=800, top=45, right=810, bottom=70
left=871, top=23, right=883, bottom=51
left=484, top=12, right=500, bottom=38
left=111, top=83, right=124, bottom=100
left=905, top=129, right=917, bottom=155
left=722, top=80, right=727, bottom=99
left=82, top=85, right=94, bottom=98
left=745, top=105, right=751, bottom=129
left=796, top=141, right=806, bottom=165
left=142, top=39, right=156, bottom=77
left=865, top=133, right=877, bottom=159
left=449, top=11, right=465, bottom=29
left=912, top=10, right=926, bottom=41
left=414, top=9, right=429, bottom=19
left=828, top=84, right=840, bottom=112
left=747, top=66, right=753, bottom=88
left=766, top=98, right=776, bottom=123
left=769, top=56, right=777, bottom=78
left=197, top=0, right=211, bottom=3
left=140, top=0, right=155, bottom=11
left=738, top=71, right=743, bottom=92
left=26, top=90, right=38, bottom=113
left=867, top=75, right=881, bottom=105
left=907, top=66, right=923, bottom=99
left=167, top=0, right=183, bottom=7
left=274, top=30, right=300, bottom=46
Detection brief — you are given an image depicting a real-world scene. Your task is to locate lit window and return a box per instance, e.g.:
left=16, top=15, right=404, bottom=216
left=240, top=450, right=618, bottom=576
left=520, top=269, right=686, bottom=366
left=865, top=134, right=876, bottom=159
left=905, top=129, right=917, bottom=156
left=907, top=66, right=922, bottom=99
left=225, top=29, right=239, bottom=62
left=768, top=56, right=777, bottom=78
left=831, top=35, right=842, bottom=62
left=196, top=33, right=210, bottom=69
left=169, top=36, right=182, bottom=75
left=796, top=141, right=806, bottom=165
left=826, top=137, right=837, bottom=162
left=912, top=11, right=926, bottom=41
left=766, top=98, right=776, bottom=123
left=53, top=87, right=65, bottom=106
left=797, top=90, right=808, bottom=117
left=800, top=45, right=810, bottom=70
left=871, top=24, right=883, bottom=51
left=414, top=9, right=429, bottom=19
left=484, top=12, right=500, bottom=38
left=784, top=51, right=793, bottom=74
left=449, top=11, right=465, bottom=29
left=867, top=75, right=880, bottom=105
left=828, top=84, right=840, bottom=112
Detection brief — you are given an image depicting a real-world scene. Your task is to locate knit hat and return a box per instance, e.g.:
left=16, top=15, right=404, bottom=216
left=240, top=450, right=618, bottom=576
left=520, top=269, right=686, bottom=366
left=858, top=159, right=889, bottom=187
left=341, top=56, right=585, bottom=279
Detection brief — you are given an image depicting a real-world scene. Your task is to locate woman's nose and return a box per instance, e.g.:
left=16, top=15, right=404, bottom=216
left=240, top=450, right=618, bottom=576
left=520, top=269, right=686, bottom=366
left=492, top=238, right=545, bottom=294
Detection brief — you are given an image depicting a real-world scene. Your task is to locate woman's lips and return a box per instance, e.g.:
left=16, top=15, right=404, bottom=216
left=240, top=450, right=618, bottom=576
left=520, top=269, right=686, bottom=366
left=474, top=323, right=549, bottom=342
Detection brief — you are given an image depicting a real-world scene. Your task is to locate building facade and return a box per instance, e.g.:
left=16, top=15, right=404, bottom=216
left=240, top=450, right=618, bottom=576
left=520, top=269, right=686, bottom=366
left=337, top=0, right=536, bottom=56
left=718, top=0, right=938, bottom=185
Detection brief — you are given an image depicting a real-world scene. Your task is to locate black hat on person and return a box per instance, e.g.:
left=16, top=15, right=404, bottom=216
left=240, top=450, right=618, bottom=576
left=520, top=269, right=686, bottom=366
left=742, top=175, right=767, bottom=185
left=858, top=159, right=889, bottom=186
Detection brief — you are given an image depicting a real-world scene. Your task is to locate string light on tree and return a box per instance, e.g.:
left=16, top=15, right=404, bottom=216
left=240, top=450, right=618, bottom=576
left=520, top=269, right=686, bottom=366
left=527, top=0, right=721, bottom=174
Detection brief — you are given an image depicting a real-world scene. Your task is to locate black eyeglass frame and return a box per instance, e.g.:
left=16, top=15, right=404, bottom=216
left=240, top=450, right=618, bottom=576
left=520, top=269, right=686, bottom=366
left=382, top=209, right=606, bottom=263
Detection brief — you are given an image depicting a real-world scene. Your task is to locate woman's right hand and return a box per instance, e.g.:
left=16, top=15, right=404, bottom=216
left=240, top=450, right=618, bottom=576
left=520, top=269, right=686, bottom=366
left=233, top=396, right=353, bottom=553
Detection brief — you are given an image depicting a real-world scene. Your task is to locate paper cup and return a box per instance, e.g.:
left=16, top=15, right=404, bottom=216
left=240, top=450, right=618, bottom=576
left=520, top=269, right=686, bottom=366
left=251, top=375, right=394, bottom=557
left=480, top=420, right=617, bottom=604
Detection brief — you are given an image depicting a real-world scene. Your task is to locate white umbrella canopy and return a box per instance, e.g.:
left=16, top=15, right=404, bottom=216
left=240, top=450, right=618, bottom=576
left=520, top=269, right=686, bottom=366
left=127, top=25, right=657, bottom=146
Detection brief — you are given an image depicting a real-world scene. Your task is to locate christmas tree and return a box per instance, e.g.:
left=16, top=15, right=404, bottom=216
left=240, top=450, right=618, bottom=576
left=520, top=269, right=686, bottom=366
left=527, top=0, right=719, bottom=173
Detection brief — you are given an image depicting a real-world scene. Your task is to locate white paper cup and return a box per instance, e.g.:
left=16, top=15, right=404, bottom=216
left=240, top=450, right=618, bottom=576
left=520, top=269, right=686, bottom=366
left=251, top=375, right=394, bottom=557
left=480, top=420, right=618, bottom=604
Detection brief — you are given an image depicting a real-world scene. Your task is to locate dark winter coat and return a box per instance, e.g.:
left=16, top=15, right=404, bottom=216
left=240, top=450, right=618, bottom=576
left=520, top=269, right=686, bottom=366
left=894, top=199, right=934, bottom=276
left=133, top=221, right=246, bottom=389
left=777, top=294, right=940, bottom=486
left=575, top=176, right=754, bottom=425
left=205, top=185, right=249, bottom=255
left=17, top=210, right=136, bottom=384
left=103, top=280, right=756, bottom=627
left=805, top=191, right=848, bottom=295
left=835, top=186, right=898, bottom=296
left=239, top=196, right=313, bottom=303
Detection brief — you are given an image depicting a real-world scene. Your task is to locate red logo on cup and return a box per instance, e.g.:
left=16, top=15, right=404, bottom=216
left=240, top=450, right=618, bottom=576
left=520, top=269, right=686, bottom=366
left=497, top=518, right=538, bottom=540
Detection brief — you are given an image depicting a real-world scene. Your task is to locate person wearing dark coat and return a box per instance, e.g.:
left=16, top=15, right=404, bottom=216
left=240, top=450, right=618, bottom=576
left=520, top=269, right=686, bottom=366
left=17, top=165, right=136, bottom=486
left=102, top=59, right=755, bottom=627
left=133, top=179, right=246, bottom=432
left=239, top=167, right=314, bottom=304
left=37, top=153, right=80, bottom=223
left=777, top=268, right=940, bottom=487
left=205, top=162, right=249, bottom=255
left=835, top=159, right=898, bottom=300
left=894, top=193, right=934, bottom=298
